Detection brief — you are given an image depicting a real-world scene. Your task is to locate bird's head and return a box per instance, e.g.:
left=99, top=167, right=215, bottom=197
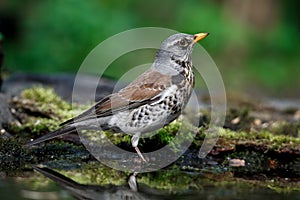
left=153, top=32, right=209, bottom=74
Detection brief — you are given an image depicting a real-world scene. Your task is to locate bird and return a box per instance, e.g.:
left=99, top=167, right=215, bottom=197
left=25, top=32, right=209, bottom=162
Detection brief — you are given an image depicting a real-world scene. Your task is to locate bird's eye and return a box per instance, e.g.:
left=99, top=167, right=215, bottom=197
left=179, top=38, right=188, bottom=47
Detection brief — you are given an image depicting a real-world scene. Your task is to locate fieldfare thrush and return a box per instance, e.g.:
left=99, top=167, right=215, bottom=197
left=25, top=32, right=209, bottom=162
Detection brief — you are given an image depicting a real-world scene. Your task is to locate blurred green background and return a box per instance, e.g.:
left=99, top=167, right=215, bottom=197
left=0, top=0, right=299, bottom=98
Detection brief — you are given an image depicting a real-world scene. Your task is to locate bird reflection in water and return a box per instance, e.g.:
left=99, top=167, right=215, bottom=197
left=22, top=167, right=165, bottom=200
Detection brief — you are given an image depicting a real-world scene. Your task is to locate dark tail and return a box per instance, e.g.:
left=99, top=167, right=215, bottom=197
left=24, top=126, right=77, bottom=147
left=33, top=167, right=83, bottom=189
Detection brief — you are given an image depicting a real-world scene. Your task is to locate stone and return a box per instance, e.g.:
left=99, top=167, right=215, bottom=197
left=0, top=93, right=16, bottom=138
left=1, top=73, right=120, bottom=103
left=0, top=34, right=4, bottom=89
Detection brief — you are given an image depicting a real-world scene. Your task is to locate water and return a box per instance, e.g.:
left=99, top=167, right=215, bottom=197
left=1, top=169, right=299, bottom=200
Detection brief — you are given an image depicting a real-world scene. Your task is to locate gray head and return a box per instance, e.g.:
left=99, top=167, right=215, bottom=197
left=152, top=32, right=209, bottom=74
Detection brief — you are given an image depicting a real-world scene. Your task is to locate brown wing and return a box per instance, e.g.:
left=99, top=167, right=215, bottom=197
left=60, top=70, right=172, bottom=126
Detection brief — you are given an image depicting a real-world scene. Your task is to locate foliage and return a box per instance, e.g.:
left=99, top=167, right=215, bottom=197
left=0, top=1, right=299, bottom=97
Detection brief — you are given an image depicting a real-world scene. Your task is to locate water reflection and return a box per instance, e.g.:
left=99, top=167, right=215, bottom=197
left=30, top=167, right=163, bottom=200
left=10, top=166, right=299, bottom=200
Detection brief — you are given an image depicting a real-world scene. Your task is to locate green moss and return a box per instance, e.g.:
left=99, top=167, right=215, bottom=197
left=59, top=162, right=129, bottom=186
left=155, top=121, right=181, bottom=145
left=18, top=86, right=76, bottom=120
left=21, top=86, right=70, bottom=110
left=22, top=86, right=88, bottom=120
left=104, top=131, right=131, bottom=145
left=9, top=86, right=86, bottom=137
left=267, top=182, right=300, bottom=193
left=269, top=121, right=300, bottom=137
left=219, top=128, right=300, bottom=151
left=10, top=117, right=61, bottom=137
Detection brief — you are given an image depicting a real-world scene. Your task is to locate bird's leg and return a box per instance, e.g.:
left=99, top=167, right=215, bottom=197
left=131, top=133, right=147, bottom=162
left=128, top=172, right=138, bottom=192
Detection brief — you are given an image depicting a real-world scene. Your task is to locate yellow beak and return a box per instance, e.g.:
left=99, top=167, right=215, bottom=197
left=193, top=33, right=209, bottom=43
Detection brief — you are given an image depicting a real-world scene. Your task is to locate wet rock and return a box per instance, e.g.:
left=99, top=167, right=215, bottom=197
left=0, top=93, right=16, bottom=137
left=0, top=34, right=4, bottom=89
left=2, top=73, right=120, bottom=103
left=266, top=99, right=300, bottom=112
left=0, top=137, right=26, bottom=172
